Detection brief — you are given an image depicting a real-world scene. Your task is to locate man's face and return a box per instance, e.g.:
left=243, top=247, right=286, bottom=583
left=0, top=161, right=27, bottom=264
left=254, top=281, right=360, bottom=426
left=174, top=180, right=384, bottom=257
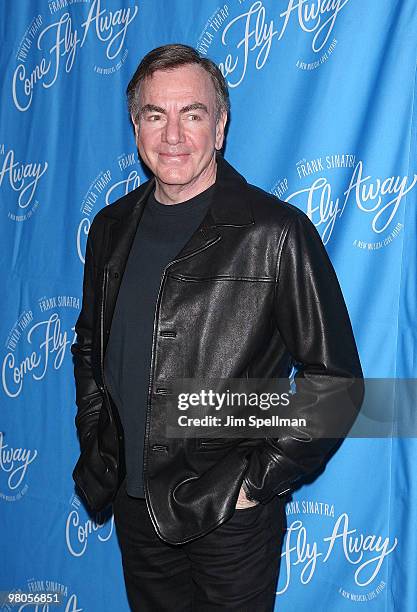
left=133, top=64, right=227, bottom=193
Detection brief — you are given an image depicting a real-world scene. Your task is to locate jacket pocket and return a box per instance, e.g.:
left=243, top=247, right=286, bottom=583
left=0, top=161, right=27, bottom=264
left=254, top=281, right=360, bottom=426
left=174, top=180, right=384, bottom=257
left=197, top=438, right=241, bottom=450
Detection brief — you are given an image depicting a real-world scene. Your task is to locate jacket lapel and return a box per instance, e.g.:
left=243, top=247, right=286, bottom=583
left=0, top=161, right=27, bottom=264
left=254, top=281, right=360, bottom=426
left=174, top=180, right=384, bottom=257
left=106, top=178, right=154, bottom=270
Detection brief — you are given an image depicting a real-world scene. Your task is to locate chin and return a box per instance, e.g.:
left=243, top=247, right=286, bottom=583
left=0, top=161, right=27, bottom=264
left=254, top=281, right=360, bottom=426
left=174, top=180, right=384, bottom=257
left=156, top=168, right=194, bottom=186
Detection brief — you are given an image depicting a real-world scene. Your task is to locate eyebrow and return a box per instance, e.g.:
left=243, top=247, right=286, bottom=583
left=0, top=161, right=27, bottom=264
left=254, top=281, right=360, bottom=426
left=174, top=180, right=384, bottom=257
left=139, top=102, right=209, bottom=116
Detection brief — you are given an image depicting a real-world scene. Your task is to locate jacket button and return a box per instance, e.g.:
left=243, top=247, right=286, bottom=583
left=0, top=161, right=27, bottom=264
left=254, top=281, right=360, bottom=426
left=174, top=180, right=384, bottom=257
left=114, top=272, right=119, bottom=279
left=160, top=330, right=177, bottom=338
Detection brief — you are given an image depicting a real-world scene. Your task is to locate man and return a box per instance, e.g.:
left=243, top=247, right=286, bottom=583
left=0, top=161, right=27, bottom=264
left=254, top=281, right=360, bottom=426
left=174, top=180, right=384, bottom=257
left=71, top=44, right=363, bottom=611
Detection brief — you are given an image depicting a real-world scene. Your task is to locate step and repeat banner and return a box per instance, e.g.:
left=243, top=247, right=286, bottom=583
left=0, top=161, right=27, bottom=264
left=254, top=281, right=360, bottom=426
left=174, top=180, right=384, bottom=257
left=1, top=1, right=416, bottom=610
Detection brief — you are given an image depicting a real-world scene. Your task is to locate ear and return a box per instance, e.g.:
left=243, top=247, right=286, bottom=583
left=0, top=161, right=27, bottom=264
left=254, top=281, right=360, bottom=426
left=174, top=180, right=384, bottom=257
left=215, top=112, right=227, bottom=150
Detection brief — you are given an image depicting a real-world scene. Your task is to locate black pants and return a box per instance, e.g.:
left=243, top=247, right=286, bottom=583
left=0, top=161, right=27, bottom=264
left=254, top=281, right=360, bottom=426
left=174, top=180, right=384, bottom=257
left=113, top=478, right=287, bottom=611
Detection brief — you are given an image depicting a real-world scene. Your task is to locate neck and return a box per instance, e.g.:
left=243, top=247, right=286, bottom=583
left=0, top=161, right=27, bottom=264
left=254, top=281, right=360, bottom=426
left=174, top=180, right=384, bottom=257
left=154, top=156, right=217, bottom=205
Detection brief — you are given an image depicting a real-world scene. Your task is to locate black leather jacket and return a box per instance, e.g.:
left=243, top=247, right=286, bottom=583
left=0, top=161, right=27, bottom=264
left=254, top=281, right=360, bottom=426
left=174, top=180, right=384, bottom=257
left=71, top=155, right=363, bottom=544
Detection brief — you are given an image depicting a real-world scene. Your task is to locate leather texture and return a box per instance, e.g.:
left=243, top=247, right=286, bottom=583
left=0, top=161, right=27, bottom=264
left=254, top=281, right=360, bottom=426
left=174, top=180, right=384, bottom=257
left=71, top=155, right=363, bottom=544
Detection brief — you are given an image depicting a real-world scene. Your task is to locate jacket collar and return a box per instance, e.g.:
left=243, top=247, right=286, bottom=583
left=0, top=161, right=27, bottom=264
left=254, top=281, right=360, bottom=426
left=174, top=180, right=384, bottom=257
left=204, top=153, right=254, bottom=227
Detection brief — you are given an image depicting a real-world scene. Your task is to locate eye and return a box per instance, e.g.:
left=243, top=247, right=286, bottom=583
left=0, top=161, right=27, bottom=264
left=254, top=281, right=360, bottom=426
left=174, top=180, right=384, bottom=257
left=147, top=114, right=162, bottom=121
left=187, top=114, right=201, bottom=121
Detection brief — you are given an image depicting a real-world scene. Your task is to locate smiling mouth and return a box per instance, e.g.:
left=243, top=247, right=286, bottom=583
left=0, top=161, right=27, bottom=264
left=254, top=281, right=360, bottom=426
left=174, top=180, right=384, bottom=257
left=160, top=152, right=189, bottom=157
left=159, top=153, right=190, bottom=162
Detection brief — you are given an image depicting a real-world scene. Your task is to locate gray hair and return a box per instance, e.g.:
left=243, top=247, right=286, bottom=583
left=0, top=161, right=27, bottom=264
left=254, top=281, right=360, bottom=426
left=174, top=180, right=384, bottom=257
left=126, top=43, right=230, bottom=123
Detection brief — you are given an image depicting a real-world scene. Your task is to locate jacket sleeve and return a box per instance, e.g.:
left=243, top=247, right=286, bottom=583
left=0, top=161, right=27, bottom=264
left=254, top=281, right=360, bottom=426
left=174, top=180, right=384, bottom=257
left=71, top=221, right=103, bottom=449
left=242, top=212, right=364, bottom=503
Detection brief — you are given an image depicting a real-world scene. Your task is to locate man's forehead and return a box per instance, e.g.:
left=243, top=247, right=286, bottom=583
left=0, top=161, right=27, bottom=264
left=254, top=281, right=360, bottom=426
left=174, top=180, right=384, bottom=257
left=139, top=65, right=216, bottom=105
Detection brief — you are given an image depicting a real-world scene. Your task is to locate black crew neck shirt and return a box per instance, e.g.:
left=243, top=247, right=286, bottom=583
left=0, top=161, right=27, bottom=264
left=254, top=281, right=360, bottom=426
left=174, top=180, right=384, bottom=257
left=104, top=183, right=214, bottom=497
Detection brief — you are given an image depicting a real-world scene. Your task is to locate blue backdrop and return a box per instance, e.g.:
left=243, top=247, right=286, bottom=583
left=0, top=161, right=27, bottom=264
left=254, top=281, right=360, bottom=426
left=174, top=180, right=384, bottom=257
left=1, top=1, right=416, bottom=610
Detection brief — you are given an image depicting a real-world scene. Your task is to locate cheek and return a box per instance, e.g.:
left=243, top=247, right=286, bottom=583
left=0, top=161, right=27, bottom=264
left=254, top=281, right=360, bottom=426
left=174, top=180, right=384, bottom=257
left=138, top=131, right=158, bottom=154
left=188, top=128, right=216, bottom=152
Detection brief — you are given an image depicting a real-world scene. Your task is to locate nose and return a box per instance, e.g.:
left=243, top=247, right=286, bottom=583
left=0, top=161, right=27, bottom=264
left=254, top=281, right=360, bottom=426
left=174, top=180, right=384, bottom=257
left=162, top=114, right=184, bottom=145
